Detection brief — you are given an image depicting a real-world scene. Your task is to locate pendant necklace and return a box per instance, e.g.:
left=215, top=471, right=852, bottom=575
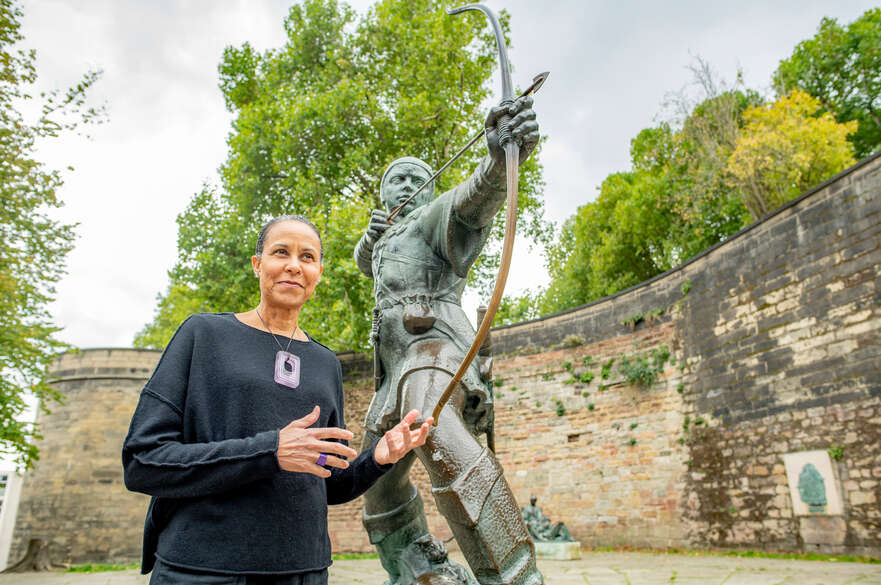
left=256, top=309, right=301, bottom=389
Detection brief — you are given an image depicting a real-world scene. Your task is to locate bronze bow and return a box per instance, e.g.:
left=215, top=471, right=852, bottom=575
left=430, top=3, right=523, bottom=425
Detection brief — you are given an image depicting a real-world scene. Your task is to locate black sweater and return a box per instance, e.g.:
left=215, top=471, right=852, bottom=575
left=122, top=313, right=389, bottom=575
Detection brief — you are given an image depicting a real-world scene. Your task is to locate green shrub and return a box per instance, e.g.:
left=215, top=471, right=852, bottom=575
left=618, top=345, right=670, bottom=388
left=601, top=358, right=615, bottom=379
left=578, top=371, right=595, bottom=384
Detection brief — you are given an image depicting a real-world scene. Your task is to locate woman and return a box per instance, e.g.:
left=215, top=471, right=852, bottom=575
left=123, top=215, right=432, bottom=584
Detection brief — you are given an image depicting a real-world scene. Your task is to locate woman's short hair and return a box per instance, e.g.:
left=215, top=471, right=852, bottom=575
left=255, top=215, right=323, bottom=262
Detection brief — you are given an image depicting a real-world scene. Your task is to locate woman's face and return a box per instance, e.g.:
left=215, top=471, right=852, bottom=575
left=252, top=220, right=324, bottom=311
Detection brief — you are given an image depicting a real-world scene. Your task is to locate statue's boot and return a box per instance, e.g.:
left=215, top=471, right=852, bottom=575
left=432, top=448, right=543, bottom=585
left=397, top=365, right=543, bottom=585
left=364, top=486, right=432, bottom=584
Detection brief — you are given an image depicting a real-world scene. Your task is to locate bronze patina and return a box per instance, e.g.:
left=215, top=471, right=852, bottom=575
left=354, top=5, right=545, bottom=584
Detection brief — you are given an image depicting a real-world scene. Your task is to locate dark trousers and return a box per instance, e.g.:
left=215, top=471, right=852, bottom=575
left=150, top=560, right=328, bottom=585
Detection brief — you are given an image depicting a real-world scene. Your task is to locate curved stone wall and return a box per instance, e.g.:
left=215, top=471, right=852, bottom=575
left=484, top=150, right=881, bottom=554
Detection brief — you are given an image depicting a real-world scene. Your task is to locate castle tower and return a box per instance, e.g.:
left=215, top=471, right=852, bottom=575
left=8, top=348, right=159, bottom=565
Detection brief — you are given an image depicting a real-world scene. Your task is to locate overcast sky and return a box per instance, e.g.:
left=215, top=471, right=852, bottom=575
left=19, top=0, right=878, bottom=349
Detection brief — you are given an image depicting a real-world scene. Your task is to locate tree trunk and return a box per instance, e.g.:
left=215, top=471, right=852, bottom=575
left=2, top=538, right=67, bottom=572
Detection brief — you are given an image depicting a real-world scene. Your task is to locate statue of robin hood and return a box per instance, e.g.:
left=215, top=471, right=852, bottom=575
left=353, top=6, right=545, bottom=584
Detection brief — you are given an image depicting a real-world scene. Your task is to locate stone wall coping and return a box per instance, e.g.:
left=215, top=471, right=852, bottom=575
left=48, top=374, right=152, bottom=385
left=493, top=148, right=881, bottom=332
left=56, top=347, right=162, bottom=356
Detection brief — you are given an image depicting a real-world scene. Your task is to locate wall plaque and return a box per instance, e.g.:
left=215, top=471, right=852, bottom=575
left=782, top=450, right=842, bottom=516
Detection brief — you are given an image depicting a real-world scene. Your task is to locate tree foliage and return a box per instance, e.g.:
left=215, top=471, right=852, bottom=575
left=774, top=8, right=881, bottom=158
left=727, top=90, right=857, bottom=217
left=528, top=65, right=756, bottom=317
left=136, top=0, right=547, bottom=351
left=0, top=0, right=102, bottom=468
left=533, top=56, right=858, bottom=317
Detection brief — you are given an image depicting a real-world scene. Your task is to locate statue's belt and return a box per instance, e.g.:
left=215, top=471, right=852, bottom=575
left=374, top=295, right=460, bottom=335
left=375, top=294, right=459, bottom=311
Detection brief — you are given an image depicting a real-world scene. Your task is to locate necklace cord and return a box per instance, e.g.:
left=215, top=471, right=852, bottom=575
left=256, top=309, right=298, bottom=354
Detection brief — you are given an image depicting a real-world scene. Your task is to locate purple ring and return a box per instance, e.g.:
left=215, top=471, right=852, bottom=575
left=316, top=453, right=328, bottom=467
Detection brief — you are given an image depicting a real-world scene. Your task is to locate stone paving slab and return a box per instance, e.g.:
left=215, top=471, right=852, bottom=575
left=1, top=552, right=879, bottom=585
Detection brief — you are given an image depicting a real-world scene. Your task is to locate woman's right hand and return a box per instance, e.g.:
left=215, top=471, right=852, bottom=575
left=277, top=406, right=358, bottom=478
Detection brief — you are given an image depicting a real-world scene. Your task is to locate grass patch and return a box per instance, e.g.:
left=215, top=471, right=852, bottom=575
left=582, top=546, right=881, bottom=564
left=828, top=444, right=845, bottom=460
left=332, top=552, right=380, bottom=560
left=67, top=563, right=140, bottom=573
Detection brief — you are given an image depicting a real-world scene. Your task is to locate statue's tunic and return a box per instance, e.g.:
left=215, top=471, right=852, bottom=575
left=363, top=175, right=501, bottom=437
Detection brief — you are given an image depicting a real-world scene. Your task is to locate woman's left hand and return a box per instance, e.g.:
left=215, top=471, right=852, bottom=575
left=373, top=409, right=433, bottom=466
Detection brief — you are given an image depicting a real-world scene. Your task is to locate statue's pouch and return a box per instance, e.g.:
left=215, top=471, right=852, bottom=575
left=402, top=302, right=436, bottom=334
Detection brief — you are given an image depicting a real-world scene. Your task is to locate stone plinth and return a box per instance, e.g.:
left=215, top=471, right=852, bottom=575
left=800, top=516, right=847, bottom=546
left=534, top=542, right=582, bottom=560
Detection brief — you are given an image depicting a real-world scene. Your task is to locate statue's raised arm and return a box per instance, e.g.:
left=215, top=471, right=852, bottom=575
left=353, top=95, right=538, bottom=279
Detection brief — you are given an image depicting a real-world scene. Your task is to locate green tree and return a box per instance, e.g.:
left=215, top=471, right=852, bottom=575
left=136, top=0, right=547, bottom=351
left=539, top=56, right=859, bottom=317
left=538, top=65, right=756, bottom=315
left=774, top=8, right=881, bottom=158
left=539, top=167, right=679, bottom=314
left=0, top=0, right=102, bottom=468
left=493, top=290, right=539, bottom=326
left=661, top=65, right=761, bottom=248
left=727, top=89, right=857, bottom=217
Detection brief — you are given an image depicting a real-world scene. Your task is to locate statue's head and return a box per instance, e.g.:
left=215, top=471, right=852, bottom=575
left=380, top=157, right=434, bottom=217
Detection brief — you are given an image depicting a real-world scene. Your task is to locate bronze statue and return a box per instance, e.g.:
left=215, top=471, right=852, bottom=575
left=521, top=495, right=575, bottom=543
left=353, top=5, right=543, bottom=582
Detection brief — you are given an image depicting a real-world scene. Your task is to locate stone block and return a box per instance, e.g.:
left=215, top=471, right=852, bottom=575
left=533, top=541, right=582, bottom=560
left=799, top=516, right=847, bottom=545
left=850, top=491, right=876, bottom=506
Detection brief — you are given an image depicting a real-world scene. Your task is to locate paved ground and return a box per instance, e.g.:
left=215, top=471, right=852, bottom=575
left=1, top=552, right=879, bottom=585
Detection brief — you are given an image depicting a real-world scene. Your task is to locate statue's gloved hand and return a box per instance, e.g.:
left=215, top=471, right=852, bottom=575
left=365, top=209, right=391, bottom=242
left=485, top=95, right=539, bottom=166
